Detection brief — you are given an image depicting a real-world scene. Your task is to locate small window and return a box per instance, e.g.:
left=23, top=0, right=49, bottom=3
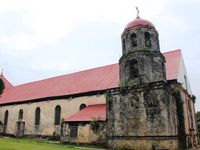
left=131, top=33, right=137, bottom=47
left=129, top=59, right=139, bottom=78
left=79, top=104, right=86, bottom=110
left=122, top=38, right=126, bottom=51
left=18, top=109, right=23, bottom=120
left=145, top=32, right=151, bottom=48
left=130, top=95, right=139, bottom=108
left=4, top=110, right=9, bottom=126
left=69, top=123, right=78, bottom=138
left=35, top=107, right=40, bottom=125
left=54, top=105, right=61, bottom=125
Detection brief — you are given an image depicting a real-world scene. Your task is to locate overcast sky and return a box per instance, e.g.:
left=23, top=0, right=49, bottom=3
left=0, top=0, right=200, bottom=111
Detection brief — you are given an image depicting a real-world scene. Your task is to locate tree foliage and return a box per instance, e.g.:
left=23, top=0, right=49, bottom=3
left=0, top=79, right=5, bottom=94
left=196, top=111, right=200, bottom=137
left=90, top=118, right=100, bottom=132
left=192, top=94, right=196, bottom=103
left=197, top=112, right=200, bottom=122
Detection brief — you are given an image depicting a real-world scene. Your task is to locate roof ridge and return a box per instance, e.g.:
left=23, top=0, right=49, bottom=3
left=163, top=49, right=181, bottom=54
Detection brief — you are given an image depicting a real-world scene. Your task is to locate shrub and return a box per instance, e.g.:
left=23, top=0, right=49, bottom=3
left=90, top=118, right=100, bottom=132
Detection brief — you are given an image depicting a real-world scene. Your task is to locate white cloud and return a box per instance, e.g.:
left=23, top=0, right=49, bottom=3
left=0, top=0, right=171, bottom=49
left=30, top=59, right=71, bottom=72
left=0, top=33, right=38, bottom=55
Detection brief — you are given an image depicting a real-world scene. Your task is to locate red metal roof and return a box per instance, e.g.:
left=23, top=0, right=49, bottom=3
left=125, top=17, right=155, bottom=30
left=0, top=64, right=118, bottom=104
left=164, top=49, right=181, bottom=80
left=65, top=104, right=106, bottom=122
left=0, top=50, right=181, bottom=105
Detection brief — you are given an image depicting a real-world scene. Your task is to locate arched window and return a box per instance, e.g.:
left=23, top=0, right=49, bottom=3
left=35, top=107, right=40, bottom=125
left=131, top=33, right=137, bottom=47
left=145, top=32, right=151, bottom=48
left=54, top=105, right=61, bottom=125
left=122, top=38, right=126, bottom=51
left=18, top=109, right=23, bottom=120
left=130, top=95, right=139, bottom=108
left=79, top=104, right=86, bottom=110
left=4, top=110, right=9, bottom=126
left=129, top=59, right=139, bottom=78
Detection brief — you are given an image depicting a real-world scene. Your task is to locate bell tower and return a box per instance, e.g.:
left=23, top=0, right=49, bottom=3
left=120, top=15, right=166, bottom=86
left=106, top=11, right=178, bottom=150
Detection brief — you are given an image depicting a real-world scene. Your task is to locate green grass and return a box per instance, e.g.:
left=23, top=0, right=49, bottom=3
left=0, top=138, right=91, bottom=150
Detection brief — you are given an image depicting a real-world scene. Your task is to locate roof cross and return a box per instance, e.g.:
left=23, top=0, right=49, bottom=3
left=136, top=6, right=140, bottom=18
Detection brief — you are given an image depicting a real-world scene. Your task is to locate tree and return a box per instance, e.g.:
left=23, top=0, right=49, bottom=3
left=0, top=79, right=5, bottom=94
left=196, top=111, right=200, bottom=137
left=192, top=94, right=196, bottom=103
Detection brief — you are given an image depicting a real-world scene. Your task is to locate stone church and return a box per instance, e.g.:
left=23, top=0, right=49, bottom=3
left=0, top=15, right=198, bottom=150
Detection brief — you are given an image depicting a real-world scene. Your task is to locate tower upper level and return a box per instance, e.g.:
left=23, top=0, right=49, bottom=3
left=121, top=16, right=160, bottom=54
left=120, top=11, right=166, bottom=85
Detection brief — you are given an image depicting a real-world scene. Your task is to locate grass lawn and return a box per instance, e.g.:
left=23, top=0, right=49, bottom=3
left=0, top=137, right=95, bottom=150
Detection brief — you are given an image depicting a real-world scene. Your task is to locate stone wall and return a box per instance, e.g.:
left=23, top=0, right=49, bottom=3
left=107, top=139, right=179, bottom=150
left=61, top=122, right=106, bottom=144
left=106, top=82, right=179, bottom=150
left=0, top=94, right=106, bottom=136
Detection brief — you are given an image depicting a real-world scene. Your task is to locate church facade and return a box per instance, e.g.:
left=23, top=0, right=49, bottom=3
left=0, top=15, right=198, bottom=150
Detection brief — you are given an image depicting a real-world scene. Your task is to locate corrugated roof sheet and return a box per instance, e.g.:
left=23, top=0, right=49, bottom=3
left=65, top=104, right=106, bottom=122
left=0, top=50, right=181, bottom=105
